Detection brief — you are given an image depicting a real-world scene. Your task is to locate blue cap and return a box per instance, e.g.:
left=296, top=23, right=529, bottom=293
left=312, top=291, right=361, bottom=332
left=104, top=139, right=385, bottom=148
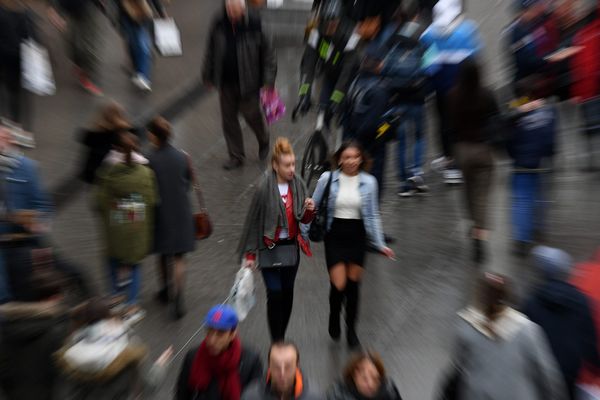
left=531, top=246, right=573, bottom=280
left=205, top=305, right=239, bottom=331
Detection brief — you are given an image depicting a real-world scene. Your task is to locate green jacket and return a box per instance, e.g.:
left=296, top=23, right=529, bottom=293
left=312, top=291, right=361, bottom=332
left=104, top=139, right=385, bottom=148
left=95, top=163, right=158, bottom=264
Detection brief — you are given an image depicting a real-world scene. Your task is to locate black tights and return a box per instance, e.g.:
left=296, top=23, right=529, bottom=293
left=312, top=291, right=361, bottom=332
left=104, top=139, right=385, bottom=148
left=266, top=288, right=294, bottom=342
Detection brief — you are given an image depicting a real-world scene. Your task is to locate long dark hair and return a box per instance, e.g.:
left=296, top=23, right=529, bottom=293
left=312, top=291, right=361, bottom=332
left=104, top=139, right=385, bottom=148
left=114, top=131, right=138, bottom=166
left=477, top=272, right=510, bottom=337
left=333, top=140, right=372, bottom=172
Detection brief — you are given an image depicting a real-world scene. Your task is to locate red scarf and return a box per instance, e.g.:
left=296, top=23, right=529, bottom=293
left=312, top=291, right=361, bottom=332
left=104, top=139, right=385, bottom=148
left=189, top=337, right=242, bottom=400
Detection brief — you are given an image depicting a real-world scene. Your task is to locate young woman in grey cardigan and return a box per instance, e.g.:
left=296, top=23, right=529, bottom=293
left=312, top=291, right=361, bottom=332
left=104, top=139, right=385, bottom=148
left=440, top=272, right=568, bottom=400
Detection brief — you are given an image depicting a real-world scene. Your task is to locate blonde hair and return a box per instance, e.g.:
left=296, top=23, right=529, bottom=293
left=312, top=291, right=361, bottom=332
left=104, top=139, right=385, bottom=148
left=271, top=137, right=295, bottom=166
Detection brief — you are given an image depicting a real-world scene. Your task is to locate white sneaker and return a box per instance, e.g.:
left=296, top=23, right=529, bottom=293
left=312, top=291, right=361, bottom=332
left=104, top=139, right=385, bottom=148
left=443, top=169, right=463, bottom=184
left=132, top=74, right=152, bottom=92
left=431, top=156, right=449, bottom=172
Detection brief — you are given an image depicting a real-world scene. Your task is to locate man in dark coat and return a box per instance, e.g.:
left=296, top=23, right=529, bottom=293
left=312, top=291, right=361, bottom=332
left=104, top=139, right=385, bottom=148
left=202, top=0, right=277, bottom=171
left=175, top=305, right=263, bottom=400
left=523, top=246, right=600, bottom=399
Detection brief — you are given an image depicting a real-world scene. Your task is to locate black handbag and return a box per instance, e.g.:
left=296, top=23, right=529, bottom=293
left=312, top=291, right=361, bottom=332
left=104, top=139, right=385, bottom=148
left=309, top=172, right=333, bottom=242
left=258, top=241, right=299, bottom=269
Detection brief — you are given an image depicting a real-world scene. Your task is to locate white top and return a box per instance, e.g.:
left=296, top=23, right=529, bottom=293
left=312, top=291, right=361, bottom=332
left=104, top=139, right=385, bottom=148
left=278, top=183, right=290, bottom=239
left=334, top=173, right=361, bottom=219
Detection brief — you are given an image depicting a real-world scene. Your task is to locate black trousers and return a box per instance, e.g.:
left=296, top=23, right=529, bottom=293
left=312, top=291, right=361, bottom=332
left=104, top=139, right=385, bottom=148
left=0, top=59, right=25, bottom=125
left=219, top=86, right=270, bottom=163
left=435, top=90, right=454, bottom=159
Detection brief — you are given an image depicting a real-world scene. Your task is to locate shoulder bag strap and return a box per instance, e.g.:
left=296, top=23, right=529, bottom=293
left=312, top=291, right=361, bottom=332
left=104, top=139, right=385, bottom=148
left=321, top=171, right=333, bottom=209
left=182, top=151, right=207, bottom=211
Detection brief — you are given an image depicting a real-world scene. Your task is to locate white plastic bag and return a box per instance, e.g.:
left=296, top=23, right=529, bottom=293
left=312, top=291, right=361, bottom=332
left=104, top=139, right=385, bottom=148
left=577, top=384, right=600, bottom=400
left=154, top=18, right=182, bottom=57
left=228, top=267, right=255, bottom=321
left=63, top=320, right=130, bottom=373
left=21, top=39, right=56, bottom=96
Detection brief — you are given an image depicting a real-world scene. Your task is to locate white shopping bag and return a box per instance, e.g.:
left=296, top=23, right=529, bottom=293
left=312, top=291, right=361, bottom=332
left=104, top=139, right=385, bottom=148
left=154, top=18, right=183, bottom=57
left=577, top=384, right=600, bottom=400
left=21, top=39, right=56, bottom=96
left=228, top=267, right=256, bottom=321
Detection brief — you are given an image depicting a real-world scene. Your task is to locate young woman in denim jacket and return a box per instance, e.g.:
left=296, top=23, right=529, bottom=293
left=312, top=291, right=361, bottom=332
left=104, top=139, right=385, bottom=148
left=312, top=141, right=395, bottom=348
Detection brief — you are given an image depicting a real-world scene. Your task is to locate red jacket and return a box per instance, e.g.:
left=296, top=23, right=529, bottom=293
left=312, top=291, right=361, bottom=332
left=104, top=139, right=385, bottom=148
left=571, top=14, right=600, bottom=102
left=571, top=248, right=600, bottom=386
left=246, top=185, right=314, bottom=261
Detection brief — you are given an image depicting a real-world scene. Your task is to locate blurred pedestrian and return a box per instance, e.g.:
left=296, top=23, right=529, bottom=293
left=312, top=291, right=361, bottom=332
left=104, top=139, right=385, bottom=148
left=522, top=246, right=600, bottom=399
left=47, top=0, right=105, bottom=95
left=238, top=138, right=315, bottom=342
left=506, top=0, right=559, bottom=97
left=94, top=131, right=157, bottom=322
left=441, top=272, right=568, bottom=400
left=297, top=0, right=360, bottom=128
left=448, top=59, right=499, bottom=264
left=0, top=122, right=53, bottom=304
left=118, top=0, right=167, bottom=91
left=571, top=246, right=600, bottom=388
left=311, top=141, right=394, bottom=348
left=421, top=0, right=483, bottom=184
left=0, top=0, right=33, bottom=128
left=506, top=78, right=556, bottom=256
left=56, top=296, right=173, bottom=400
left=202, top=0, right=277, bottom=170
left=176, top=305, right=263, bottom=400
left=79, top=101, right=136, bottom=184
left=147, top=116, right=195, bottom=320
left=570, top=2, right=600, bottom=103
left=327, top=352, right=403, bottom=399
left=0, top=266, right=68, bottom=400
left=242, top=341, right=320, bottom=400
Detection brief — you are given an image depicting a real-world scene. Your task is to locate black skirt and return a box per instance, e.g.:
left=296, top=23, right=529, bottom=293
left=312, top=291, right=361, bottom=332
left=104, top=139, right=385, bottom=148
left=324, top=218, right=367, bottom=269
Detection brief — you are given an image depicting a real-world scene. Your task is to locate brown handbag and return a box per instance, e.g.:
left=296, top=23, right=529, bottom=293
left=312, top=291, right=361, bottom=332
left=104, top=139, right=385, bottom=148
left=184, top=152, right=213, bottom=240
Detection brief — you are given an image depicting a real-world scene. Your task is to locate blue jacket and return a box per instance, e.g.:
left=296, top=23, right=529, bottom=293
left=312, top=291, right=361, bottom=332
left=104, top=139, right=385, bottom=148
left=507, top=104, right=557, bottom=170
left=4, top=156, right=52, bottom=214
left=311, top=170, right=386, bottom=251
left=420, top=18, right=482, bottom=95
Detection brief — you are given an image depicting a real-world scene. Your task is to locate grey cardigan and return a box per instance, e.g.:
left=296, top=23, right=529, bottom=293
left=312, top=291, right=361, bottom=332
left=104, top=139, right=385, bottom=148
left=450, top=307, right=568, bottom=400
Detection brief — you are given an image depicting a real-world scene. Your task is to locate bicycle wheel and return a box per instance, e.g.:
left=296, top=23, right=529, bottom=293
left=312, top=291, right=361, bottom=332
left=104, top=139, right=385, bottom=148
left=301, top=130, right=327, bottom=191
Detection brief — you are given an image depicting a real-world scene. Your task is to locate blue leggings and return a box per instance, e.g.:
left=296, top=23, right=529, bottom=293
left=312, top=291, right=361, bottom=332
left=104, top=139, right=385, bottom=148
left=511, top=172, right=545, bottom=243
left=109, top=259, right=141, bottom=305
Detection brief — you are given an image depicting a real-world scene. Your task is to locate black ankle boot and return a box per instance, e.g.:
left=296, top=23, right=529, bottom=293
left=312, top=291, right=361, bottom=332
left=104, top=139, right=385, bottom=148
left=329, top=285, right=343, bottom=341
left=345, top=280, right=361, bottom=349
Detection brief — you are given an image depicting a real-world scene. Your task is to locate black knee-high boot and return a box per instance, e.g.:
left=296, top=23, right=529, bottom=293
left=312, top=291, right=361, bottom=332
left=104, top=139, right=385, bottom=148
left=280, top=288, right=294, bottom=339
left=345, top=280, right=361, bottom=349
left=266, top=290, right=284, bottom=342
left=329, top=284, right=343, bottom=341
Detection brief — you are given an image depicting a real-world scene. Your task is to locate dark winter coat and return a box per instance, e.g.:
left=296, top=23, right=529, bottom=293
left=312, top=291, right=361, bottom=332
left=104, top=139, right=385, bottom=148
left=241, top=371, right=322, bottom=400
left=175, top=345, right=263, bottom=400
left=523, top=279, right=600, bottom=397
left=327, top=380, right=403, bottom=400
left=202, top=8, right=277, bottom=97
left=148, top=144, right=195, bottom=255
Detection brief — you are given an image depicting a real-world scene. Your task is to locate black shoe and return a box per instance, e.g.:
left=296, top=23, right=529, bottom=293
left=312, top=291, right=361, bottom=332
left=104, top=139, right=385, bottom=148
left=259, top=145, right=269, bottom=161
left=222, top=159, right=243, bottom=170
left=347, top=328, right=361, bottom=349
left=155, top=288, right=168, bottom=305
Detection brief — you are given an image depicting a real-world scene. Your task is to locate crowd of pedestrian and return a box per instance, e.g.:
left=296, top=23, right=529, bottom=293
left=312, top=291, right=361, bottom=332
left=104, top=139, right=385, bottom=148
left=1, top=0, right=600, bottom=399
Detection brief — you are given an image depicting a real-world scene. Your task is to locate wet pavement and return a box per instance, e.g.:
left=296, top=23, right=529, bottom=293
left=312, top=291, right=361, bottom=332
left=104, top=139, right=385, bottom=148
left=14, top=0, right=600, bottom=399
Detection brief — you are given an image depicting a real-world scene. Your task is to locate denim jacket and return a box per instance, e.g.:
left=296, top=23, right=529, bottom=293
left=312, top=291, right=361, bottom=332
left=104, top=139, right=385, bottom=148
left=311, top=170, right=386, bottom=251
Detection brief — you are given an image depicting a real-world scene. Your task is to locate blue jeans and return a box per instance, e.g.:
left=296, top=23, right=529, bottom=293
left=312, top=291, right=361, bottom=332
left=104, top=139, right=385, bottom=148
left=122, top=20, right=152, bottom=81
left=109, top=259, right=141, bottom=305
left=261, top=266, right=298, bottom=292
left=511, top=172, right=545, bottom=243
left=397, top=104, right=426, bottom=183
